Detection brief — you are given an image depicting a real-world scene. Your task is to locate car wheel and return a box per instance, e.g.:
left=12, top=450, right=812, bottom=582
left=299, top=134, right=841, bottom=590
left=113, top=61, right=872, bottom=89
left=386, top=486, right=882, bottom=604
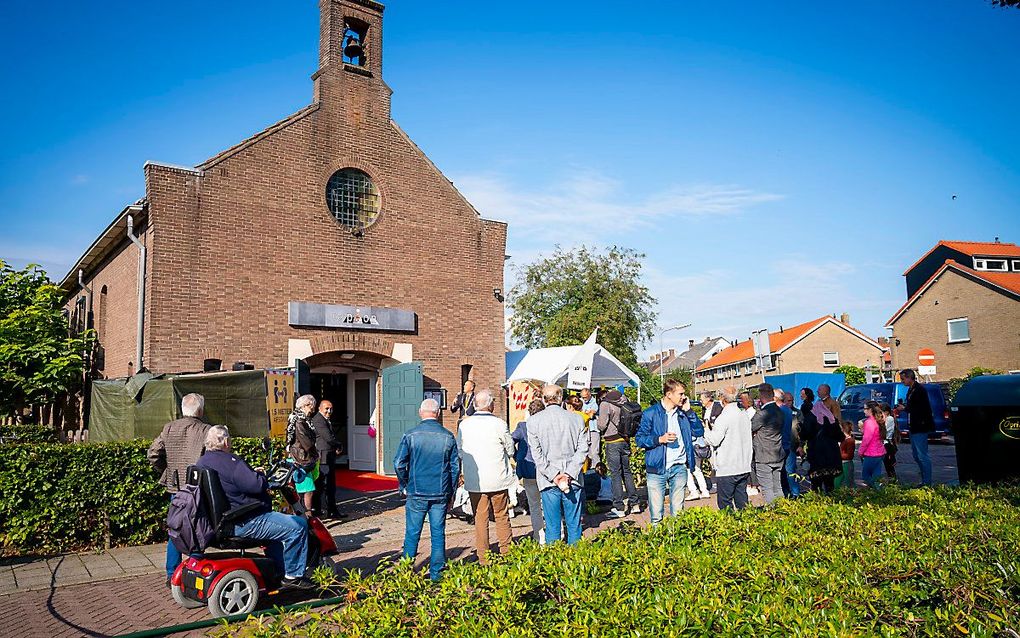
left=170, top=583, right=204, bottom=609
left=207, top=569, right=260, bottom=618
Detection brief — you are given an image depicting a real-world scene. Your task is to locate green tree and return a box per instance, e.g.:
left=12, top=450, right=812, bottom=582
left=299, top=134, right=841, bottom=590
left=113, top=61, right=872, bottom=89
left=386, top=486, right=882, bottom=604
left=0, top=260, right=94, bottom=418
left=946, top=366, right=1003, bottom=403
left=507, top=245, right=657, bottom=367
left=834, top=364, right=865, bottom=386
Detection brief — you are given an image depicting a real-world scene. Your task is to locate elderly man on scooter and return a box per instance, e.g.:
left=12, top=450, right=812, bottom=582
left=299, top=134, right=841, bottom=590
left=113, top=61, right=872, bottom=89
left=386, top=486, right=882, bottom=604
left=195, top=425, right=315, bottom=590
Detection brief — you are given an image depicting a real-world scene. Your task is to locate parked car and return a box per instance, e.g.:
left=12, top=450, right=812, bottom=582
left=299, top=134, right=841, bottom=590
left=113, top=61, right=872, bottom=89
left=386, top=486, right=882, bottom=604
left=837, top=383, right=951, bottom=439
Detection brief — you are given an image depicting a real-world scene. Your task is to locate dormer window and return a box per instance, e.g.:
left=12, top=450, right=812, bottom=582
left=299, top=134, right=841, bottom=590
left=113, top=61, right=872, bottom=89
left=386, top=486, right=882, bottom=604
left=974, top=257, right=1008, bottom=272
left=1012, top=260, right=1020, bottom=272
left=342, top=19, right=368, bottom=66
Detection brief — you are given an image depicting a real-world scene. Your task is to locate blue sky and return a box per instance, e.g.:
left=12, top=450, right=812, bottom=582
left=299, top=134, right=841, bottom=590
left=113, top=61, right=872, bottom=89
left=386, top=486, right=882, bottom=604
left=2, top=1, right=1019, bottom=357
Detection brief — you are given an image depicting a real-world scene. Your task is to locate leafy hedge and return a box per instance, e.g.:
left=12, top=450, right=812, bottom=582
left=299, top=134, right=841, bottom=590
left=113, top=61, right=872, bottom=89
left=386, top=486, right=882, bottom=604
left=0, top=437, right=285, bottom=556
left=0, top=423, right=59, bottom=444
left=224, top=485, right=1020, bottom=637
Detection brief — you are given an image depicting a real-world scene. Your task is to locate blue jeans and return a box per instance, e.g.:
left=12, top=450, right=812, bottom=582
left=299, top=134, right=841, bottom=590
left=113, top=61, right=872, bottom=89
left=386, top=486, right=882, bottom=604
left=784, top=450, right=801, bottom=498
left=403, top=496, right=448, bottom=581
left=234, top=511, right=309, bottom=579
left=909, top=433, right=932, bottom=486
left=540, top=486, right=583, bottom=545
left=166, top=495, right=182, bottom=578
left=646, top=463, right=688, bottom=526
left=862, top=456, right=884, bottom=488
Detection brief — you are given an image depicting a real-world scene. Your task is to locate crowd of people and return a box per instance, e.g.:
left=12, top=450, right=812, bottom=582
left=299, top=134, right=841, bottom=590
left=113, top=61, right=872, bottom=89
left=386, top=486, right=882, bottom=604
left=144, top=369, right=939, bottom=586
left=395, top=369, right=939, bottom=580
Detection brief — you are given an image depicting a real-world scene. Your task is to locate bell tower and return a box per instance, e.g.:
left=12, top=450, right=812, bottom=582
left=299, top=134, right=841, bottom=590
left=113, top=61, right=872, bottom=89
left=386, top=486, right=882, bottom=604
left=312, top=0, right=390, bottom=122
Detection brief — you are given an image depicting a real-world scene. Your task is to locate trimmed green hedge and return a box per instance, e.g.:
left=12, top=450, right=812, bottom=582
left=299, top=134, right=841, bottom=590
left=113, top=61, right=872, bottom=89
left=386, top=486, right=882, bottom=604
left=0, top=437, right=285, bottom=556
left=223, top=485, right=1020, bottom=637
left=0, top=423, right=59, bottom=444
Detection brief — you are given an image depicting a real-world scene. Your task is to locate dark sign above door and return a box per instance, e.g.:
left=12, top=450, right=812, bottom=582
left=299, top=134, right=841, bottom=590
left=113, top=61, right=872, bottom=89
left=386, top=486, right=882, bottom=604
left=288, top=301, right=416, bottom=332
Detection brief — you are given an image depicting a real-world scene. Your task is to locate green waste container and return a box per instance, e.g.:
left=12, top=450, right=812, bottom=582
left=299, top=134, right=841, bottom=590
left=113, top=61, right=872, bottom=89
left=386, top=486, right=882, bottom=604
left=950, top=375, right=1020, bottom=484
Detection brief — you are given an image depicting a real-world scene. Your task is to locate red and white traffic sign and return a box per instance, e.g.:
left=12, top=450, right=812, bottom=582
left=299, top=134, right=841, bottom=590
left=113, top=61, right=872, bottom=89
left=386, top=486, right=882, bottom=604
left=917, top=349, right=936, bottom=366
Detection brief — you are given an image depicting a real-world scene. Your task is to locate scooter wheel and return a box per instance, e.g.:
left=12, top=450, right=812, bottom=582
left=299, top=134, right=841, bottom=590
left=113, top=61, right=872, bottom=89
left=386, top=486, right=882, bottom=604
left=170, top=583, right=203, bottom=609
left=207, top=569, right=260, bottom=618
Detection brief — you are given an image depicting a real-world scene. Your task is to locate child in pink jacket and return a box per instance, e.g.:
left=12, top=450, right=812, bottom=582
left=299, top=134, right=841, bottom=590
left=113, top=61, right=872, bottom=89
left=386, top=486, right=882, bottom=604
left=859, top=401, right=887, bottom=488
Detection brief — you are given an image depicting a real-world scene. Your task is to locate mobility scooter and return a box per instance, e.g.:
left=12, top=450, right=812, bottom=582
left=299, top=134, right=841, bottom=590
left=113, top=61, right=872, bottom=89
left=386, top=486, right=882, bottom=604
left=169, top=444, right=339, bottom=617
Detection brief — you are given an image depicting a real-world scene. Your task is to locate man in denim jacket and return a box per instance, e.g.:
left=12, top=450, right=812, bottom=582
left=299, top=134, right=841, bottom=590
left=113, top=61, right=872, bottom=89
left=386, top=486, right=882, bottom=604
left=393, top=398, right=461, bottom=580
left=635, top=379, right=704, bottom=525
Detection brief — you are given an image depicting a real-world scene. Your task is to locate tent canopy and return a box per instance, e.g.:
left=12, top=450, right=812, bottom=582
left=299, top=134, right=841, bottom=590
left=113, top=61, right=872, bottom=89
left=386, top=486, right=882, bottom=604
left=505, top=345, right=640, bottom=388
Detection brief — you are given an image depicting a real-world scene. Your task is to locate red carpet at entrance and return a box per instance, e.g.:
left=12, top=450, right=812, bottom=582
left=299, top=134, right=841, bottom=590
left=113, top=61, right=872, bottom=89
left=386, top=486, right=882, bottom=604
left=334, top=468, right=399, bottom=492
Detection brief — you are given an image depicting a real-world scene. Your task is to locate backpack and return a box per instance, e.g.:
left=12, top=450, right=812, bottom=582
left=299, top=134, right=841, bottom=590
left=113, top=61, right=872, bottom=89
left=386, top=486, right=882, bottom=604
left=616, top=400, right=643, bottom=438
left=167, top=482, right=216, bottom=556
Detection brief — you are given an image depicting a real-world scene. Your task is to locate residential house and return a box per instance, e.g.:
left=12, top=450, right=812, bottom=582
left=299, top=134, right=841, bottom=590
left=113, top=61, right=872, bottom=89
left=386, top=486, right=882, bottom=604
left=694, top=315, right=886, bottom=394
left=886, top=240, right=1020, bottom=380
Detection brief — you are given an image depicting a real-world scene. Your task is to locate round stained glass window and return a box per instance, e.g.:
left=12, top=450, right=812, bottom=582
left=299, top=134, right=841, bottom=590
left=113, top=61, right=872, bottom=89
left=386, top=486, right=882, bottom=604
left=326, top=168, right=381, bottom=231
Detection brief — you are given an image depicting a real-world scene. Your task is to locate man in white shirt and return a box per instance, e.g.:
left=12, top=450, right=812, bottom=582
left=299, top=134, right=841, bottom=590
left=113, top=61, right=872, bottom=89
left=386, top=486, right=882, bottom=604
left=704, top=386, right=753, bottom=510
left=455, top=388, right=515, bottom=565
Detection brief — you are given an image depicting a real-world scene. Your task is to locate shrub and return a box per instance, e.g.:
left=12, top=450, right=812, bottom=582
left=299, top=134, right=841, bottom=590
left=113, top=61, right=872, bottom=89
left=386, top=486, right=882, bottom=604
left=220, top=485, right=1020, bottom=637
left=0, top=423, right=59, bottom=444
left=946, top=367, right=1003, bottom=403
left=0, top=436, right=286, bottom=556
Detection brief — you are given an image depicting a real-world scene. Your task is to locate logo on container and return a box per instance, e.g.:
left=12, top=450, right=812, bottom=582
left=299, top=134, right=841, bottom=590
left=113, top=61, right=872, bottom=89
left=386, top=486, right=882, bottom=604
left=1000, top=416, right=1020, bottom=441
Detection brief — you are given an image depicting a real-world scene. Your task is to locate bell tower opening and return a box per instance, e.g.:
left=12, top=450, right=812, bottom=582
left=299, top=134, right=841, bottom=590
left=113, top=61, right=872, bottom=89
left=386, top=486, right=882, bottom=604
left=342, top=18, right=368, bottom=66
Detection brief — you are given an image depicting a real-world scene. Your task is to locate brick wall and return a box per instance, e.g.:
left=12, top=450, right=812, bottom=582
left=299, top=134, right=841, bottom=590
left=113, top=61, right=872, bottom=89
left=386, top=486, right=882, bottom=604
left=126, top=0, right=507, bottom=412
left=70, top=228, right=150, bottom=379
left=890, top=269, right=1020, bottom=380
left=779, top=321, right=884, bottom=375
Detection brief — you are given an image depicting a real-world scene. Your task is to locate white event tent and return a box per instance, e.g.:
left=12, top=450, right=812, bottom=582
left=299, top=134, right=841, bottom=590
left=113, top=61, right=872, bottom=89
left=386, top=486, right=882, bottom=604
left=504, top=343, right=642, bottom=401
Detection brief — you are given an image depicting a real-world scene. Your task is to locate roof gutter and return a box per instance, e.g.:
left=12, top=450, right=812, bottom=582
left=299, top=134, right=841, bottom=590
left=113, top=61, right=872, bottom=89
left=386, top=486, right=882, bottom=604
left=126, top=206, right=146, bottom=373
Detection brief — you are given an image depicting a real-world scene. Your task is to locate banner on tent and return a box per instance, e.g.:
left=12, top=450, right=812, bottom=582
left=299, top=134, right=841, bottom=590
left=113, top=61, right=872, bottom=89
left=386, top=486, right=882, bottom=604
left=509, top=380, right=541, bottom=429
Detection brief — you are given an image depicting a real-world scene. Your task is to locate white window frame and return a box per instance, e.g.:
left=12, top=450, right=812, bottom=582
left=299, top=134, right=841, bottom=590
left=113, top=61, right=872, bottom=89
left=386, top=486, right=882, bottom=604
left=974, top=258, right=1008, bottom=272
left=822, top=351, right=839, bottom=367
left=1012, top=259, right=1020, bottom=272
left=947, top=317, right=970, bottom=344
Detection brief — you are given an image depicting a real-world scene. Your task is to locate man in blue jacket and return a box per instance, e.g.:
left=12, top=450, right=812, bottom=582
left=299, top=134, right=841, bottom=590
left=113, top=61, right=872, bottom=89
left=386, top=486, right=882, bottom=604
left=635, top=379, right=704, bottom=525
left=195, top=425, right=313, bottom=590
left=393, top=398, right=461, bottom=581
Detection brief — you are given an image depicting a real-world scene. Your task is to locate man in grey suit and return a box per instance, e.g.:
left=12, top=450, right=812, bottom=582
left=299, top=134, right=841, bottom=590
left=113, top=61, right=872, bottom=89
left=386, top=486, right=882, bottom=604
left=526, top=384, right=589, bottom=545
left=751, top=382, right=786, bottom=504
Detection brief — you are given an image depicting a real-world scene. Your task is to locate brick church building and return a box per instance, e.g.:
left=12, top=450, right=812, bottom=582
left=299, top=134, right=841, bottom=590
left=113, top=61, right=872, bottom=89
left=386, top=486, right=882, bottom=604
left=59, top=0, right=507, bottom=473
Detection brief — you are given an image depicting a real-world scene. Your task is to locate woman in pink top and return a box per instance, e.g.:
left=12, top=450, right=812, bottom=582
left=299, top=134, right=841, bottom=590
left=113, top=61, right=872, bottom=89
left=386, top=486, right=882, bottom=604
left=859, top=401, right=887, bottom=488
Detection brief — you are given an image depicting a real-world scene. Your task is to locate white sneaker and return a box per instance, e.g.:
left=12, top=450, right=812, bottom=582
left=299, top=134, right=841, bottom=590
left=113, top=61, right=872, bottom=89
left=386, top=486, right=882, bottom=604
left=685, top=491, right=701, bottom=501
left=629, top=502, right=643, bottom=515
left=747, top=486, right=760, bottom=495
left=538, top=529, right=546, bottom=546
left=607, top=507, right=627, bottom=519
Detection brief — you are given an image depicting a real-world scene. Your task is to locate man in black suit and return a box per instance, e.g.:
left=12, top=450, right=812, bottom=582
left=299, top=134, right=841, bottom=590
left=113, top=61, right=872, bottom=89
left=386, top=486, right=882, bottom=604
left=449, top=380, right=476, bottom=422
left=750, top=382, right=786, bottom=504
left=311, top=400, right=342, bottom=518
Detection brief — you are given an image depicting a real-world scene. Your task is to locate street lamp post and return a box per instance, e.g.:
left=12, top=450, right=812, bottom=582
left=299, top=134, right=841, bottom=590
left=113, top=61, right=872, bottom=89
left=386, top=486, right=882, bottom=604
left=658, top=323, right=692, bottom=389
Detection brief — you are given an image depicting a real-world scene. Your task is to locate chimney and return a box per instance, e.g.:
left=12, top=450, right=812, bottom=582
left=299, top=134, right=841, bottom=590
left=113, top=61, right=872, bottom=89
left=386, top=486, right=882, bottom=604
left=779, top=325, right=783, bottom=332
left=669, top=349, right=675, bottom=358
left=652, top=353, right=660, bottom=361
left=688, top=339, right=695, bottom=349
left=840, top=312, right=850, bottom=325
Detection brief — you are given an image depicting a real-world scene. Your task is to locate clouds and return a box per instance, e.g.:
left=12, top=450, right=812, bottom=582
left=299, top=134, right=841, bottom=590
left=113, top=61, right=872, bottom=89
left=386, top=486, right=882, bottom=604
left=643, top=256, right=901, bottom=356
left=455, top=169, right=784, bottom=232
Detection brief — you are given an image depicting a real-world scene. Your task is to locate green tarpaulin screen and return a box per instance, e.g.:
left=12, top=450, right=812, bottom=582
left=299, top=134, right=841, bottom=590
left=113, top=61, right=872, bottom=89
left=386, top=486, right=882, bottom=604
left=89, top=370, right=271, bottom=441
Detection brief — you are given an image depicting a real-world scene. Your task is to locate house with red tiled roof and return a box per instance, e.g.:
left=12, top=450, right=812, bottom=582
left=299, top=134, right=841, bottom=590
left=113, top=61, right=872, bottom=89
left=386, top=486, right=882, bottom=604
left=886, top=240, right=1020, bottom=380
left=902, top=239, right=1020, bottom=298
left=694, top=314, right=885, bottom=394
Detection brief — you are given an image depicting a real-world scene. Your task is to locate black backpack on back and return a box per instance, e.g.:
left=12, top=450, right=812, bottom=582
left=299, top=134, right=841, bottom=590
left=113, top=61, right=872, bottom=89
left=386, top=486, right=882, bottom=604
left=616, top=400, right=643, bottom=438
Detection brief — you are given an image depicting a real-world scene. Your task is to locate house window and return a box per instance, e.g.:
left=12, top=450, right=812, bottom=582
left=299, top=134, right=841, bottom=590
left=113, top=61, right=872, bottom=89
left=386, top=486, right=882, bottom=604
left=326, top=168, right=381, bottom=233
left=974, top=258, right=1008, bottom=272
left=1012, top=260, right=1020, bottom=272
left=947, top=317, right=970, bottom=343
left=823, top=352, right=839, bottom=367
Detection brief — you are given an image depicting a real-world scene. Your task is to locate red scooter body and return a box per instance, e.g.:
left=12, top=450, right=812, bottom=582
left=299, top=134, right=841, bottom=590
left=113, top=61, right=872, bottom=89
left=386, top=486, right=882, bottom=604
left=169, top=456, right=339, bottom=617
